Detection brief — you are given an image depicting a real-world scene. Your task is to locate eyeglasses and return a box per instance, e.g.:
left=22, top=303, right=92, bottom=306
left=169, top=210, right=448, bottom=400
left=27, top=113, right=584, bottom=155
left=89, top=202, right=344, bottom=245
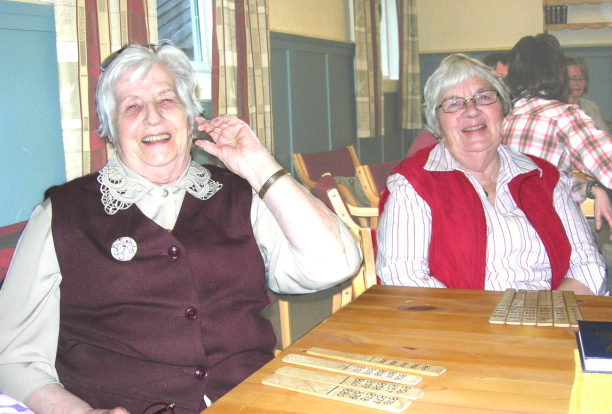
left=569, top=76, right=586, bottom=83
left=142, top=402, right=175, bottom=414
left=436, top=90, right=500, bottom=113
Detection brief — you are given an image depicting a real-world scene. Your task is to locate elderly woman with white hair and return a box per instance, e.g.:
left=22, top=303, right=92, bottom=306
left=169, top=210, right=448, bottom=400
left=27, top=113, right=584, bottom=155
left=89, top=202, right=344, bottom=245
left=376, top=53, right=606, bottom=296
left=0, top=41, right=361, bottom=414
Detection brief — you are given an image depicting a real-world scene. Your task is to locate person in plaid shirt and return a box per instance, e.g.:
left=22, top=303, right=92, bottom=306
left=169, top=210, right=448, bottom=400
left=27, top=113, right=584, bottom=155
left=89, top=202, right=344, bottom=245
left=503, top=34, right=612, bottom=238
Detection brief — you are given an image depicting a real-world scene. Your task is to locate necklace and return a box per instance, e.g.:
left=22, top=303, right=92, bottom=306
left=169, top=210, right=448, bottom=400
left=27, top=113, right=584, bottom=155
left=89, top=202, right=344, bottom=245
left=481, top=183, right=495, bottom=198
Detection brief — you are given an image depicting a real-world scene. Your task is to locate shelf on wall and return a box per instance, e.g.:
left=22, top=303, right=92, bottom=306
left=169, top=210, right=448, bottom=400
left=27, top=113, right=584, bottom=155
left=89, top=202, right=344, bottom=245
left=543, top=0, right=612, bottom=31
left=544, top=0, right=612, bottom=5
left=547, top=22, right=612, bottom=29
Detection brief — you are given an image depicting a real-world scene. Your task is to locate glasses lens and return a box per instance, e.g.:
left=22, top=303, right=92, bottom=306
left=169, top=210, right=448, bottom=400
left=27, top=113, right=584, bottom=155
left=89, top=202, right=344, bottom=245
left=569, top=77, right=586, bottom=83
left=474, top=90, right=499, bottom=106
left=440, top=98, right=466, bottom=113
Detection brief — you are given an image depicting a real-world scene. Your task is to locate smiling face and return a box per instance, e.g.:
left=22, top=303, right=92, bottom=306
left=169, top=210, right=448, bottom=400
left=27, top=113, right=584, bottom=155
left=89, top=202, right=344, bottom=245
left=438, top=77, right=504, bottom=166
left=567, top=64, right=585, bottom=102
left=113, top=63, right=192, bottom=185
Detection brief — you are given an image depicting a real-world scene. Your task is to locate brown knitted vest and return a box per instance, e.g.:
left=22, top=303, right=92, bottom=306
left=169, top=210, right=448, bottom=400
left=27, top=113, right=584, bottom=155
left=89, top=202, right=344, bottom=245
left=47, top=165, right=276, bottom=413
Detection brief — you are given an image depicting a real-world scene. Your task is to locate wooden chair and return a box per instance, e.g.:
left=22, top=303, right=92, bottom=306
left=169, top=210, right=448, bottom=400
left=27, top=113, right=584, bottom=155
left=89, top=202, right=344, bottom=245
left=331, top=226, right=377, bottom=312
left=315, top=173, right=378, bottom=229
left=291, top=146, right=361, bottom=192
left=314, top=173, right=378, bottom=311
left=0, top=221, right=27, bottom=289
left=272, top=174, right=378, bottom=351
left=355, top=160, right=402, bottom=207
left=272, top=298, right=290, bottom=352
left=581, top=198, right=595, bottom=218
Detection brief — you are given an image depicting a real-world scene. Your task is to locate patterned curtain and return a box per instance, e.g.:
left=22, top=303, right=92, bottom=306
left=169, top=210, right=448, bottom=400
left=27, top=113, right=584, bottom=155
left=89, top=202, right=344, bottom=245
left=212, top=0, right=274, bottom=152
left=53, top=0, right=156, bottom=180
left=354, top=0, right=384, bottom=139
left=396, top=0, right=421, bottom=130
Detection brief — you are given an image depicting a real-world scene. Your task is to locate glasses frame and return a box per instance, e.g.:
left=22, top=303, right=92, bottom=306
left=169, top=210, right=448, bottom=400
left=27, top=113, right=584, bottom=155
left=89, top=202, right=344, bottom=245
left=436, top=90, right=500, bottom=113
left=142, top=402, right=175, bottom=414
left=568, top=76, right=587, bottom=83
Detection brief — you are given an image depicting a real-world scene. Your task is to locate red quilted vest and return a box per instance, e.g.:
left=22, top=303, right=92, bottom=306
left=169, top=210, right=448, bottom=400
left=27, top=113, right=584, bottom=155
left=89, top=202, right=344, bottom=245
left=380, top=147, right=571, bottom=290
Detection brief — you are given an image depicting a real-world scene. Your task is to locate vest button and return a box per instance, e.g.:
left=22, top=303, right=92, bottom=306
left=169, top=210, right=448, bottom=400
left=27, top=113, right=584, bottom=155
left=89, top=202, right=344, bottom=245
left=185, top=307, right=198, bottom=320
left=194, top=367, right=207, bottom=380
left=168, top=246, right=181, bottom=259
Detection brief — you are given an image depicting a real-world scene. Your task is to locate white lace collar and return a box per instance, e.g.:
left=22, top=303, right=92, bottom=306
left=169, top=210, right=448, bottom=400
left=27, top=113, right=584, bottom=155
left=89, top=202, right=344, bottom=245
left=97, top=154, right=223, bottom=215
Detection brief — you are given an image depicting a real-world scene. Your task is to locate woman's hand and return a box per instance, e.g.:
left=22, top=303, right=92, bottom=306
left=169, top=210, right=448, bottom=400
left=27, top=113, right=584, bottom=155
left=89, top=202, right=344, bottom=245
left=193, top=116, right=349, bottom=254
left=592, top=186, right=612, bottom=240
left=193, top=115, right=280, bottom=191
left=25, top=384, right=130, bottom=414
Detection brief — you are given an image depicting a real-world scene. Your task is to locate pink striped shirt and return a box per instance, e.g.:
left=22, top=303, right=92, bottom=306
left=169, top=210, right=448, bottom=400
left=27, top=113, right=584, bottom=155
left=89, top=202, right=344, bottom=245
left=376, top=143, right=606, bottom=294
left=503, top=97, right=612, bottom=203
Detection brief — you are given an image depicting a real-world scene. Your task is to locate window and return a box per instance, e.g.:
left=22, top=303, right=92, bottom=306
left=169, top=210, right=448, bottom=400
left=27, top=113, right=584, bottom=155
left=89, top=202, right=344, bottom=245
left=348, top=0, right=399, bottom=81
left=380, top=0, right=399, bottom=80
left=157, top=0, right=213, bottom=99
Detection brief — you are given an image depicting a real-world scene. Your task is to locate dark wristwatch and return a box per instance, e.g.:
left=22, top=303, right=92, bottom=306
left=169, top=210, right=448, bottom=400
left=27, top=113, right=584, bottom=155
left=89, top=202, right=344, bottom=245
left=586, top=181, right=605, bottom=199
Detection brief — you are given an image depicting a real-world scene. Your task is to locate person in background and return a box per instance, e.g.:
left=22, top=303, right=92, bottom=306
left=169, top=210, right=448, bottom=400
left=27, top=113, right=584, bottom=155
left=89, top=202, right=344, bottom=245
left=503, top=33, right=612, bottom=239
left=376, top=53, right=605, bottom=295
left=482, top=51, right=509, bottom=81
left=566, top=55, right=609, bottom=134
left=0, top=41, right=362, bottom=414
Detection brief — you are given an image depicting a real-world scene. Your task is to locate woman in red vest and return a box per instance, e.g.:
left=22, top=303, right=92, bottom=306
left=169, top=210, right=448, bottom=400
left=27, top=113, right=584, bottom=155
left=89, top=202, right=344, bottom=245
left=376, top=54, right=605, bottom=296
left=0, top=41, right=361, bottom=413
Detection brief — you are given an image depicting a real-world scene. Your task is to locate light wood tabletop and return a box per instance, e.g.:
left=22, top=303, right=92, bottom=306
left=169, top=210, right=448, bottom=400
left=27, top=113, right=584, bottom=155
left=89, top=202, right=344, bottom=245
left=204, top=286, right=612, bottom=414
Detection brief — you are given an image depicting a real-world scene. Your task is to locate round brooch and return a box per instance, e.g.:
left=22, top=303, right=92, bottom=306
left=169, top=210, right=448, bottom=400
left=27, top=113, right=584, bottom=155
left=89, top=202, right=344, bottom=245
left=110, top=237, right=138, bottom=261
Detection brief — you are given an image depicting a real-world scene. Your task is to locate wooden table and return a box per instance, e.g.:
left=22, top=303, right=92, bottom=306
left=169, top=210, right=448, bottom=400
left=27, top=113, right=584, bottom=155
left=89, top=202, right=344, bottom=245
left=204, top=286, right=612, bottom=414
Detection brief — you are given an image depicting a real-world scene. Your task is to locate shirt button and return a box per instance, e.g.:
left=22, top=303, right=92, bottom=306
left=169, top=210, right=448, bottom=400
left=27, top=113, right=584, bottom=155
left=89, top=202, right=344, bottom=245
left=161, top=188, right=169, bottom=197
left=194, top=367, right=207, bottom=380
left=185, top=307, right=198, bottom=320
left=168, top=246, right=181, bottom=259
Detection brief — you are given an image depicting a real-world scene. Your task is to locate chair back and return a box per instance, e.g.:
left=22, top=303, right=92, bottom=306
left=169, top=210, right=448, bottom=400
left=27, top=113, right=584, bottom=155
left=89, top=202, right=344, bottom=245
left=356, top=160, right=402, bottom=207
left=291, top=146, right=361, bottom=191
left=315, top=174, right=378, bottom=229
left=0, top=221, right=27, bottom=288
left=407, top=130, right=437, bottom=158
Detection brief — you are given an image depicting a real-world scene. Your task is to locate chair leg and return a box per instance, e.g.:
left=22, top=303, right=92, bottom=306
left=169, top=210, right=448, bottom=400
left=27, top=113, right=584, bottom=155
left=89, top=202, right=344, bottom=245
left=278, top=299, right=292, bottom=350
left=332, top=286, right=353, bottom=313
left=359, top=227, right=377, bottom=289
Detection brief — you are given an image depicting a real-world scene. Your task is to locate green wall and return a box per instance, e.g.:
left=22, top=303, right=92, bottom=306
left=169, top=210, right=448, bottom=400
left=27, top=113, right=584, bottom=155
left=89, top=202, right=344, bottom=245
left=0, top=0, right=65, bottom=226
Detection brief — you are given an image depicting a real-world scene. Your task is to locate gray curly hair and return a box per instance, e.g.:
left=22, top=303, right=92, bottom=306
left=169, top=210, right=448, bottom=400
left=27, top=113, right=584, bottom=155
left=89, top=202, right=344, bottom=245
left=96, top=40, right=203, bottom=141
